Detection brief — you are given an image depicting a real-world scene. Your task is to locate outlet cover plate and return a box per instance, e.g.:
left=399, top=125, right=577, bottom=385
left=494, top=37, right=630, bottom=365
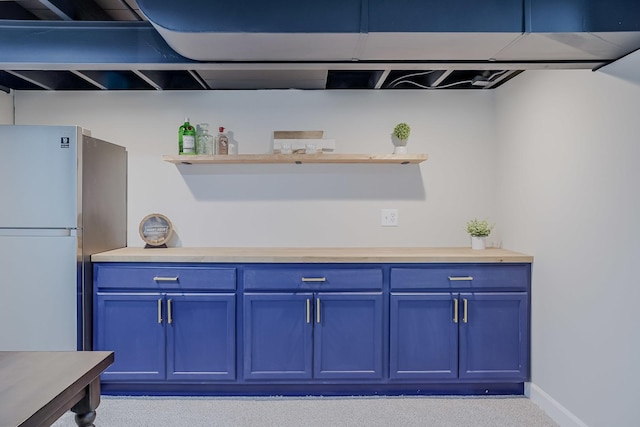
left=381, top=209, right=398, bottom=227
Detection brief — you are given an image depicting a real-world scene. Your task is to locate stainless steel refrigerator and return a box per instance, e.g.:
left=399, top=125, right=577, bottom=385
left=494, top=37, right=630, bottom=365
left=0, top=125, right=127, bottom=351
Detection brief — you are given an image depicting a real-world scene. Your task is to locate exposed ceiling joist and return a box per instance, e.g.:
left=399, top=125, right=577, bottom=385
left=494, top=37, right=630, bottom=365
left=431, top=70, right=454, bottom=87
left=70, top=70, right=107, bottom=90
left=374, top=70, right=391, bottom=89
left=0, top=2, right=38, bottom=19
left=5, top=70, right=55, bottom=90
left=39, top=0, right=112, bottom=21
left=132, top=69, right=163, bottom=90
left=187, top=70, right=209, bottom=89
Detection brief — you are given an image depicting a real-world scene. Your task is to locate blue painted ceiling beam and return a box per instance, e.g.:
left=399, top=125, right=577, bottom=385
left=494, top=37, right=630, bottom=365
left=0, top=21, right=194, bottom=65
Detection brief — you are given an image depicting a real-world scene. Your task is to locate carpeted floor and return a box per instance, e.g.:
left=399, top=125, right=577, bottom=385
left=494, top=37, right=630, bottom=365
left=51, top=395, right=558, bottom=427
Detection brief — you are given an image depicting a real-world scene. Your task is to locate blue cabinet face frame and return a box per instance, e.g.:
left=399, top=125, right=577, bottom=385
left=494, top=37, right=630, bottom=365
left=93, top=262, right=530, bottom=396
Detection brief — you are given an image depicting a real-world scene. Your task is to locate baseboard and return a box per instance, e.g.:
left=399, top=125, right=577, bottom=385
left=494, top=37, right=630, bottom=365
left=525, top=383, right=589, bottom=427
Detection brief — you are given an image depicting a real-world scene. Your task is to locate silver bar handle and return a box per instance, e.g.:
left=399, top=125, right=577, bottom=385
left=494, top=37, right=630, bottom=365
left=157, top=299, right=163, bottom=324
left=316, top=298, right=321, bottom=323
left=453, top=298, right=459, bottom=323
left=448, top=276, right=473, bottom=281
left=301, top=277, right=327, bottom=283
left=463, top=299, right=468, bottom=323
left=167, top=299, right=173, bottom=324
left=153, top=276, right=179, bottom=282
left=306, top=299, right=311, bottom=324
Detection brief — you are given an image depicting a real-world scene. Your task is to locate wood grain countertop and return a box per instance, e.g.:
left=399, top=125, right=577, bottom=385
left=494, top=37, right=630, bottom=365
left=91, top=247, right=532, bottom=263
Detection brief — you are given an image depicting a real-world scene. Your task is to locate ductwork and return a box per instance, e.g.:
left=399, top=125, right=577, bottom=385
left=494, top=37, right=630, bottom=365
left=138, top=0, right=640, bottom=63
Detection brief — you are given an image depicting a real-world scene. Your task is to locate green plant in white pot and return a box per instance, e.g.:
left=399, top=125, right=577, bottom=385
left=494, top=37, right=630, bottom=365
left=392, top=123, right=411, bottom=154
left=466, top=218, right=494, bottom=250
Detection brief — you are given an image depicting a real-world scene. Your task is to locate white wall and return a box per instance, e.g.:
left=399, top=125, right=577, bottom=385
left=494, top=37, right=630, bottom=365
left=0, top=91, right=14, bottom=123
left=496, top=70, right=640, bottom=427
left=15, top=90, right=499, bottom=248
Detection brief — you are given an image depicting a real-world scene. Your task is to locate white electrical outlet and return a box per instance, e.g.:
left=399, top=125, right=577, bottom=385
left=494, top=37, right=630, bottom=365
left=381, top=209, right=398, bottom=227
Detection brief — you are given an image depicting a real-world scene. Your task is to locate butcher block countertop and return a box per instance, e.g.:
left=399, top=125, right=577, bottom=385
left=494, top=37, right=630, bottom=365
left=91, top=247, right=532, bottom=263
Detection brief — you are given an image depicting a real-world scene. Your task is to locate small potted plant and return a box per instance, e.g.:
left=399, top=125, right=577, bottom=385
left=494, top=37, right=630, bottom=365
left=466, top=218, right=494, bottom=250
left=392, top=123, right=411, bottom=154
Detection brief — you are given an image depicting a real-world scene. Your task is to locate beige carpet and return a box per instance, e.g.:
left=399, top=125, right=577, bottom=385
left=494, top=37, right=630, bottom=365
left=52, top=395, right=558, bottom=427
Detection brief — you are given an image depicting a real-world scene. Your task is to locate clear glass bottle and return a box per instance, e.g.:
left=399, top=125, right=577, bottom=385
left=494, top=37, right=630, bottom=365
left=227, top=130, right=238, bottom=155
left=178, top=117, right=196, bottom=155
left=216, top=126, right=229, bottom=155
left=196, top=123, right=213, bottom=155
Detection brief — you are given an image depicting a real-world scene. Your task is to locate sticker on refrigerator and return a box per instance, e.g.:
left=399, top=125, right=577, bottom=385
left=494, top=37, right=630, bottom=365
left=60, top=137, right=70, bottom=148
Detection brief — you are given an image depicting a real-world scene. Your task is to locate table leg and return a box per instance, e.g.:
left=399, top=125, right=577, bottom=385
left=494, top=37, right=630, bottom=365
left=74, top=411, right=96, bottom=427
left=71, top=377, right=101, bottom=427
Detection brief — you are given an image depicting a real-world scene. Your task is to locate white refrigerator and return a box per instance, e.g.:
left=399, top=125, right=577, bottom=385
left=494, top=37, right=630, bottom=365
left=0, top=125, right=127, bottom=351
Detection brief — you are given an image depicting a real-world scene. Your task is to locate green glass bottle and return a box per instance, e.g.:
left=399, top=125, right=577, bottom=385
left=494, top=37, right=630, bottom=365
left=179, top=117, right=196, bottom=155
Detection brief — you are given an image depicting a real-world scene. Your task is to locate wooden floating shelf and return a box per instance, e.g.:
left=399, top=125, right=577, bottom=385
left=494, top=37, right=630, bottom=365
left=163, top=153, right=428, bottom=165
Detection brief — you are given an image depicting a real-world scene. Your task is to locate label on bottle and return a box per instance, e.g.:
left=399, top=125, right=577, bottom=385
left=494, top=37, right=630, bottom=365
left=182, top=135, right=195, bottom=154
left=217, top=135, right=229, bottom=155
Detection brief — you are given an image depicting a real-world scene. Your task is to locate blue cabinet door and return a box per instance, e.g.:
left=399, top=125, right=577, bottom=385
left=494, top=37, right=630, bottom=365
left=314, top=293, right=383, bottom=380
left=166, top=293, right=236, bottom=381
left=243, top=293, right=313, bottom=380
left=389, top=293, right=458, bottom=380
left=459, top=292, right=529, bottom=381
left=95, top=293, right=165, bottom=381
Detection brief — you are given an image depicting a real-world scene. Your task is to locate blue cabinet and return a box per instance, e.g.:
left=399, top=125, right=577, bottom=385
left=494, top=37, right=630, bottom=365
left=166, top=293, right=236, bottom=381
left=389, top=265, right=530, bottom=382
left=459, top=292, right=528, bottom=381
left=389, top=293, right=458, bottom=380
left=93, top=264, right=236, bottom=383
left=243, top=266, right=384, bottom=382
left=314, top=293, right=383, bottom=380
left=243, top=293, right=313, bottom=380
left=96, top=292, right=235, bottom=382
left=93, top=260, right=530, bottom=394
left=95, top=293, right=165, bottom=381
left=244, top=292, right=383, bottom=381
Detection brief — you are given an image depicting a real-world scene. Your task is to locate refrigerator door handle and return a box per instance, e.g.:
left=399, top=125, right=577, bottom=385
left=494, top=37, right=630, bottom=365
left=0, top=228, right=74, bottom=237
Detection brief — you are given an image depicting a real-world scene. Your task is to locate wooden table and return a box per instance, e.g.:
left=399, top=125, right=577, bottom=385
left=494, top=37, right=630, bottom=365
left=0, top=351, right=114, bottom=427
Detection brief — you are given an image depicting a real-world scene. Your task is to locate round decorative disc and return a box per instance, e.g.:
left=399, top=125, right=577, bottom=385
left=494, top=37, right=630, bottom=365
left=139, top=213, right=173, bottom=247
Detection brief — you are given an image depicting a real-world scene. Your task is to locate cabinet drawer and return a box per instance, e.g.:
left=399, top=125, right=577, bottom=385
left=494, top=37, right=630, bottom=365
left=244, top=267, right=383, bottom=290
left=390, top=264, right=529, bottom=290
left=94, top=264, right=236, bottom=290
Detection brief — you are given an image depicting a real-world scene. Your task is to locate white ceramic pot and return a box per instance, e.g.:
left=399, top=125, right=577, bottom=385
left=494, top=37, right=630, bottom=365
left=391, top=135, right=408, bottom=154
left=393, top=145, right=408, bottom=154
left=471, top=236, right=486, bottom=250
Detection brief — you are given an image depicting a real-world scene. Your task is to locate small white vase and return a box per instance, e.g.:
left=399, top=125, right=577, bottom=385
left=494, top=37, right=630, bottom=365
left=393, top=145, right=408, bottom=154
left=471, top=236, right=486, bottom=250
left=391, top=135, right=408, bottom=154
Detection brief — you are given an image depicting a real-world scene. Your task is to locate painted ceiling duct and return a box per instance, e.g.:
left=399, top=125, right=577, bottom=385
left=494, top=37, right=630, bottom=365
left=138, top=0, right=640, bottom=63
